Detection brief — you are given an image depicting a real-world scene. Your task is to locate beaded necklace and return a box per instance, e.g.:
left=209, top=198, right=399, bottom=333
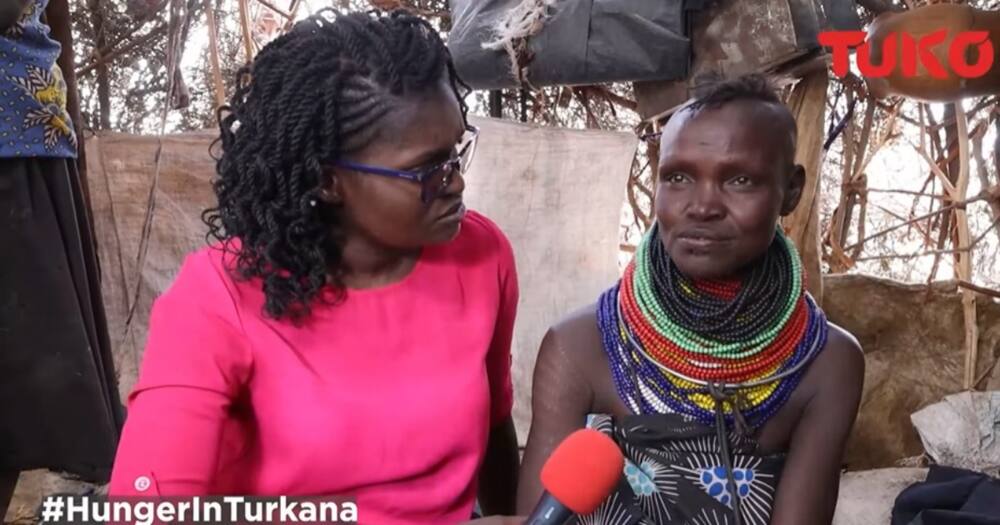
left=598, top=224, right=828, bottom=430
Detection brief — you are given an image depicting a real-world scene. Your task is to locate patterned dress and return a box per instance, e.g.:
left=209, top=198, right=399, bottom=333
left=0, top=0, right=76, bottom=158
left=573, top=414, right=785, bottom=525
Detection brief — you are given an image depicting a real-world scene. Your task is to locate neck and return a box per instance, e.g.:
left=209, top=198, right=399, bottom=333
left=336, top=232, right=421, bottom=290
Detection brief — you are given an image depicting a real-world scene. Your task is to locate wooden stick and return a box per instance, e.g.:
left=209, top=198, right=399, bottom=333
left=851, top=99, right=877, bottom=181
left=843, top=191, right=993, bottom=252
left=282, top=0, right=303, bottom=31
left=971, top=124, right=1000, bottom=245
left=975, top=360, right=997, bottom=390
left=919, top=103, right=926, bottom=154
left=238, top=0, right=255, bottom=63
left=953, top=104, right=979, bottom=391
left=908, top=138, right=958, bottom=198
left=876, top=97, right=997, bottom=130
left=829, top=91, right=856, bottom=265
left=253, top=0, right=292, bottom=19
left=204, top=0, right=226, bottom=108
left=958, top=280, right=1000, bottom=301
left=854, top=215, right=999, bottom=261
left=866, top=188, right=947, bottom=199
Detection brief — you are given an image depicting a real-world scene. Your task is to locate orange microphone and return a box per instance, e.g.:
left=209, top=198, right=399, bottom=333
left=525, top=429, right=625, bottom=525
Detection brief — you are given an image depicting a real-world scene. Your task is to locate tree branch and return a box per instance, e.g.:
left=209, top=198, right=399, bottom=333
left=843, top=191, right=994, bottom=252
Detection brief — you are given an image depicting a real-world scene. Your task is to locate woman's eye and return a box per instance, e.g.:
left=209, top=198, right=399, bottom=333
left=662, top=172, right=688, bottom=184
left=730, top=176, right=752, bottom=186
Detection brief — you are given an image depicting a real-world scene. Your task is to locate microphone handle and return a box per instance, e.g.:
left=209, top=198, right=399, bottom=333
left=524, top=492, right=574, bottom=525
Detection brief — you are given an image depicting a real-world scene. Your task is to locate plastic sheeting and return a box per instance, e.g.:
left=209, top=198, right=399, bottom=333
left=448, top=0, right=694, bottom=90
left=833, top=468, right=930, bottom=525
left=911, top=392, right=1000, bottom=476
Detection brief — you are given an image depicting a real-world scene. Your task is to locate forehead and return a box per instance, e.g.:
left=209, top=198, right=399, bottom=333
left=660, top=101, right=795, bottom=170
left=347, top=77, right=463, bottom=166
left=380, top=79, right=464, bottom=144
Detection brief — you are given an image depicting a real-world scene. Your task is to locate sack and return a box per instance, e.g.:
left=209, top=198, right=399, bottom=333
left=447, top=0, right=701, bottom=90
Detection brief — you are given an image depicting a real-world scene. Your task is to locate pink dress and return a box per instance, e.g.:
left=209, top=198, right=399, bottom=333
left=108, top=211, right=518, bottom=525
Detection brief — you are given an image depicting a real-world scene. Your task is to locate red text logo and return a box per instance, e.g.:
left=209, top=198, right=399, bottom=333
left=818, top=30, right=994, bottom=79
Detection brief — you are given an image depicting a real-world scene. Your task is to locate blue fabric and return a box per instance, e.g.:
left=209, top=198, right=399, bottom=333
left=892, top=466, right=1000, bottom=525
left=0, top=0, right=76, bottom=158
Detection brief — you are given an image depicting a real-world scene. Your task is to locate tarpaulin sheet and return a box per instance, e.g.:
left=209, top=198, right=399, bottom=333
left=911, top=392, right=1000, bottom=476
left=86, top=117, right=637, bottom=447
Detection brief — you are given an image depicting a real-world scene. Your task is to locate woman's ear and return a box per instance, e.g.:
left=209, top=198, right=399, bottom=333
left=319, top=173, right=342, bottom=205
left=780, top=165, right=806, bottom=216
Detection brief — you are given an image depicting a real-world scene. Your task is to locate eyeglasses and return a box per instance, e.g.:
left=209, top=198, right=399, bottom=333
left=333, top=125, right=479, bottom=203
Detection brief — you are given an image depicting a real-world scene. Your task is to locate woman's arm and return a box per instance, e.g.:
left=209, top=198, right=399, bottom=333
left=109, top=253, right=253, bottom=496
left=515, top=312, right=596, bottom=514
left=478, top=416, right=520, bottom=516
left=111, top=386, right=233, bottom=495
left=478, top=219, right=520, bottom=515
left=769, top=327, right=865, bottom=524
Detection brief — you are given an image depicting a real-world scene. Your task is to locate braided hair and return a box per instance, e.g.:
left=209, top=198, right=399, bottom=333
left=203, top=9, right=471, bottom=321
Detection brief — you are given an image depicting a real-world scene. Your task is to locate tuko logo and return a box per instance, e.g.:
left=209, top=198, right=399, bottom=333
left=818, top=30, right=994, bottom=79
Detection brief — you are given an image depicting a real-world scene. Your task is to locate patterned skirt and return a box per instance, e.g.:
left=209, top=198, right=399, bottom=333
left=573, top=413, right=786, bottom=525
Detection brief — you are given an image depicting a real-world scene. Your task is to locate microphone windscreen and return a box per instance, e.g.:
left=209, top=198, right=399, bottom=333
left=539, top=429, right=625, bottom=515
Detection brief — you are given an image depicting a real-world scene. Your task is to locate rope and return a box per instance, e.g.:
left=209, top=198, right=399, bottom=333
left=121, top=0, right=188, bottom=344
left=710, top=383, right=744, bottom=525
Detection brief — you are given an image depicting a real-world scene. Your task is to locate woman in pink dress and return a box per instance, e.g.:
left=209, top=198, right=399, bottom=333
left=109, top=9, right=521, bottom=525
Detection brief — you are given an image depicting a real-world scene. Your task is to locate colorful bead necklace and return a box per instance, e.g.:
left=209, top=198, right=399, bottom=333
left=598, top=224, right=828, bottom=429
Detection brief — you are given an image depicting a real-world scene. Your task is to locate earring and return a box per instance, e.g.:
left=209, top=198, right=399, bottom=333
left=309, top=198, right=317, bottom=207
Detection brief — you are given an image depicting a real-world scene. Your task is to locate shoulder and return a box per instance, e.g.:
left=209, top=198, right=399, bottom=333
left=537, top=302, right=605, bottom=380
left=155, top=242, right=247, bottom=326
left=456, top=210, right=514, bottom=255
left=135, top=243, right=255, bottom=397
left=549, top=302, right=601, bottom=345
left=822, top=322, right=865, bottom=378
left=448, top=209, right=516, bottom=274
left=805, top=321, right=865, bottom=404
left=164, top=244, right=233, bottom=297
